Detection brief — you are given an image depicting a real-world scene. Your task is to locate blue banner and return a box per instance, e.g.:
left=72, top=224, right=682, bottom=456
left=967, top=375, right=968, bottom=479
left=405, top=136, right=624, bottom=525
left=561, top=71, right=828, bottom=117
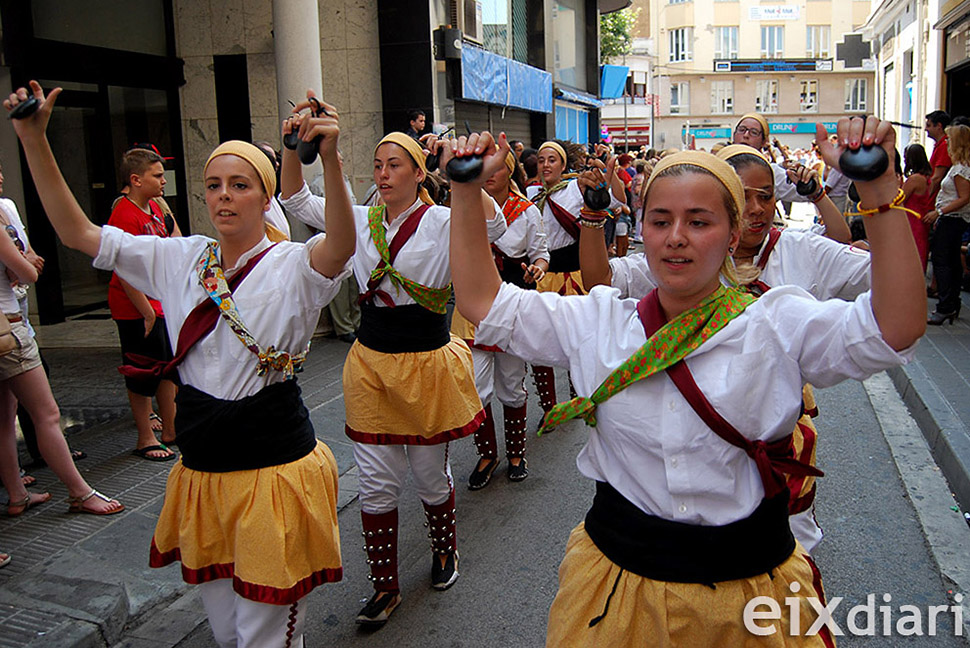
left=462, top=45, right=553, bottom=113
left=600, top=64, right=629, bottom=99
left=769, top=122, right=838, bottom=134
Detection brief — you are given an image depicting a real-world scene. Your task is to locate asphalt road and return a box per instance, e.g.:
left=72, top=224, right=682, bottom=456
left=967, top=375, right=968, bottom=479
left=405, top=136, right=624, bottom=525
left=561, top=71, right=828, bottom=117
left=174, top=374, right=970, bottom=648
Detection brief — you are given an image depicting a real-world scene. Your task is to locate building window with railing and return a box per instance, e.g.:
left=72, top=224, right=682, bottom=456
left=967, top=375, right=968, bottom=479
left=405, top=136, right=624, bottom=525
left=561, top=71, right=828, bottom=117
left=669, top=27, right=693, bottom=62
left=755, top=80, right=778, bottom=114
left=761, top=26, right=784, bottom=59
left=845, top=78, right=868, bottom=111
left=799, top=80, right=819, bottom=112
left=711, top=80, right=733, bottom=114
left=671, top=82, right=689, bottom=114
left=806, top=25, right=831, bottom=58
left=714, top=27, right=738, bottom=59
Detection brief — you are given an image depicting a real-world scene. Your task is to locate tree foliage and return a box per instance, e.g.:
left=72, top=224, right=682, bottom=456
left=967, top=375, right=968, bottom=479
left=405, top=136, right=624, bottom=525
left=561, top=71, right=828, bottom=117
left=600, top=8, right=639, bottom=64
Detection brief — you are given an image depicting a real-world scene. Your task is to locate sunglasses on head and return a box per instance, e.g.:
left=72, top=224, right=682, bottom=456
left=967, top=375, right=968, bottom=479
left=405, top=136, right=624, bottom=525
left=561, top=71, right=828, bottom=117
left=5, top=225, right=23, bottom=252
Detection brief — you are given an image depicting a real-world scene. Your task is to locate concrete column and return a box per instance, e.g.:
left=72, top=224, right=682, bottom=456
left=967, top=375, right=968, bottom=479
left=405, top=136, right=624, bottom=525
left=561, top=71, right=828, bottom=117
left=273, top=0, right=322, bottom=239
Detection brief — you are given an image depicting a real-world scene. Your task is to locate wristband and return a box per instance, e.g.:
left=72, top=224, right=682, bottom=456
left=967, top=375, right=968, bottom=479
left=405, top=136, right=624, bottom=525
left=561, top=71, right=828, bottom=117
left=810, top=186, right=827, bottom=203
left=847, top=188, right=919, bottom=219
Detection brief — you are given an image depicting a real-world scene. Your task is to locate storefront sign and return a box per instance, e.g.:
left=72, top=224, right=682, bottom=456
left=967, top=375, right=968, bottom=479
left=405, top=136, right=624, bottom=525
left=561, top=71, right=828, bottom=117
left=749, top=6, right=800, bottom=21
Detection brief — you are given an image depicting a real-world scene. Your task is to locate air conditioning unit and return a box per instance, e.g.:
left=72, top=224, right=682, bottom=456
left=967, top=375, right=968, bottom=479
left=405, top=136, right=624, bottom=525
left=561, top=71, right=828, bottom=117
left=449, top=0, right=483, bottom=44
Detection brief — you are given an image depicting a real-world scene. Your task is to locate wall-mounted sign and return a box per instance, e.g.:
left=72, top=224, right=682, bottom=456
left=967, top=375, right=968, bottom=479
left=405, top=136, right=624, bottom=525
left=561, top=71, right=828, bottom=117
left=749, top=6, right=800, bottom=21
left=715, top=59, right=832, bottom=73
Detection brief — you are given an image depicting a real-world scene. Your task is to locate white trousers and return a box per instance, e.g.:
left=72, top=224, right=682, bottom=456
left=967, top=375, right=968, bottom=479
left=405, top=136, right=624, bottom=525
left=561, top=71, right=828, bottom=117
left=790, top=507, right=823, bottom=554
left=471, top=347, right=528, bottom=408
left=199, top=580, right=307, bottom=648
left=354, top=442, right=453, bottom=514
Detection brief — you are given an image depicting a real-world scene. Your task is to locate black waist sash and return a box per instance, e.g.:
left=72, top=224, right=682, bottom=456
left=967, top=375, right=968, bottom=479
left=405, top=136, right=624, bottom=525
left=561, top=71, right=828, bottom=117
left=548, top=241, right=580, bottom=273
left=584, top=482, right=795, bottom=584
left=175, top=380, right=316, bottom=472
left=496, top=252, right=534, bottom=289
left=357, top=303, right=449, bottom=353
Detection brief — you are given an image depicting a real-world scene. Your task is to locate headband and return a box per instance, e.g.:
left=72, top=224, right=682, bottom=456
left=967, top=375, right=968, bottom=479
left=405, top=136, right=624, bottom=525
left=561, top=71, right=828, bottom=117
left=644, top=151, right=744, bottom=219
left=204, top=140, right=276, bottom=197
left=538, top=141, right=567, bottom=166
left=716, top=144, right=771, bottom=165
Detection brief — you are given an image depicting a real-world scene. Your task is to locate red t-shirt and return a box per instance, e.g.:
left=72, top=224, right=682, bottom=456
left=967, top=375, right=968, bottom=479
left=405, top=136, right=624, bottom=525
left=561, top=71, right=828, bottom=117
left=930, top=135, right=952, bottom=173
left=107, top=197, right=167, bottom=320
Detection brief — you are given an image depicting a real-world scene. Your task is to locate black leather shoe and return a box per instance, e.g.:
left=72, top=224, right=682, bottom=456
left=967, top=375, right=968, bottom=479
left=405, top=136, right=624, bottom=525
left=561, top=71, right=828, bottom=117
left=467, top=457, right=499, bottom=490
left=338, top=332, right=357, bottom=343
left=928, top=311, right=958, bottom=325
left=431, top=551, right=459, bottom=590
left=356, top=591, right=401, bottom=626
left=507, top=458, right=529, bottom=482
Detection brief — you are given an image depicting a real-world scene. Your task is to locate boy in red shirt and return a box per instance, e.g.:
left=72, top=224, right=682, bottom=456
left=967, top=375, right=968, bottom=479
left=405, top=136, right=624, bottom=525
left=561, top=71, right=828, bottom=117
left=108, top=148, right=177, bottom=461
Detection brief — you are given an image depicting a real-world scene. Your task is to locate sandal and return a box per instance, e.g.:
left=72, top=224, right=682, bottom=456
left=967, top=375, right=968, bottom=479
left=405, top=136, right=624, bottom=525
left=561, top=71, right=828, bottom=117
left=0, top=552, right=10, bottom=568
left=67, top=489, right=125, bottom=516
left=149, top=412, right=164, bottom=433
left=7, top=490, right=52, bottom=517
left=132, top=444, right=176, bottom=462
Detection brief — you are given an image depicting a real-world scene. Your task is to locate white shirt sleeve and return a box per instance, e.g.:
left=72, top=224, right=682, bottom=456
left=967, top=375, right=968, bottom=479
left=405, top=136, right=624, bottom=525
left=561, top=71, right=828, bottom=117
left=609, top=254, right=656, bottom=299
left=92, top=225, right=194, bottom=301
left=279, top=182, right=327, bottom=231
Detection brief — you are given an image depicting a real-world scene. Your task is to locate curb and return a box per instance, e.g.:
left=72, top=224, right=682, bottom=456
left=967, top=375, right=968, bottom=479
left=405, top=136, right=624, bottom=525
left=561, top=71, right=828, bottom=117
left=887, top=363, right=970, bottom=514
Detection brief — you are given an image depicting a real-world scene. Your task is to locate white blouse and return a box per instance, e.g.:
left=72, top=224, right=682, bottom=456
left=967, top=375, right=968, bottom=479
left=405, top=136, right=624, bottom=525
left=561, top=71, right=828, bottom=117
left=282, top=182, right=507, bottom=306
left=475, top=283, right=914, bottom=525
left=0, top=198, right=31, bottom=314
left=492, top=201, right=550, bottom=264
left=609, top=228, right=871, bottom=301
left=526, top=179, right=622, bottom=253
left=93, top=226, right=350, bottom=400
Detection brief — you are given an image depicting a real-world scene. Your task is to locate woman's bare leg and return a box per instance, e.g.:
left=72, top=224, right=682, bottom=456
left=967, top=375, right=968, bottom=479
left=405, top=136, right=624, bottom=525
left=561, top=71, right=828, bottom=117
left=5, top=367, right=120, bottom=513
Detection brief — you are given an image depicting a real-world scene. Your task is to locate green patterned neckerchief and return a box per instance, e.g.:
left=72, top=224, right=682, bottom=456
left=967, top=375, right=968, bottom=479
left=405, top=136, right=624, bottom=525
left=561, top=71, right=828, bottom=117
left=365, top=204, right=451, bottom=314
left=538, top=285, right=755, bottom=434
left=196, top=242, right=307, bottom=378
left=532, top=178, right=572, bottom=212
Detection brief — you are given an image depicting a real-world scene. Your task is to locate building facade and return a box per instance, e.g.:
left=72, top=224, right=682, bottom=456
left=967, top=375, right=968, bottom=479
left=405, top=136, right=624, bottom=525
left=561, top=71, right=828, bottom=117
left=603, top=0, right=876, bottom=150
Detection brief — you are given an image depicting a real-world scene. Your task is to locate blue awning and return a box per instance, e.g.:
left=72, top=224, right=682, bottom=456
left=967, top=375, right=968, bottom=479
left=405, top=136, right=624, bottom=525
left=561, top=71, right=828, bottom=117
left=555, top=86, right=603, bottom=108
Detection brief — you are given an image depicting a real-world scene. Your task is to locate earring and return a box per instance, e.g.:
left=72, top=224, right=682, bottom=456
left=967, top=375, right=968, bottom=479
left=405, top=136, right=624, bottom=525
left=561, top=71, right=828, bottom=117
left=728, top=246, right=735, bottom=254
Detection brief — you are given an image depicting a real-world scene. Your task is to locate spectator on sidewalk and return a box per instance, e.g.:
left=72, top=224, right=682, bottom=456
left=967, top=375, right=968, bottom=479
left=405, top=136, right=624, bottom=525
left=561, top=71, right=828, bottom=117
left=0, top=129, right=124, bottom=518
left=926, top=110, right=952, bottom=197
left=107, top=148, right=178, bottom=460
left=405, top=109, right=426, bottom=140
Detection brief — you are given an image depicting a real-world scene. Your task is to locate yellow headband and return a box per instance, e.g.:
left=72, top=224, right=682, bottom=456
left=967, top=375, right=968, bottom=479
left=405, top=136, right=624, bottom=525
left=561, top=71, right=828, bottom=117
left=644, top=151, right=744, bottom=221
left=375, top=132, right=434, bottom=205
left=204, top=140, right=276, bottom=197
left=737, top=113, right=770, bottom=140
left=538, top=141, right=567, bottom=166
left=716, top=144, right=771, bottom=165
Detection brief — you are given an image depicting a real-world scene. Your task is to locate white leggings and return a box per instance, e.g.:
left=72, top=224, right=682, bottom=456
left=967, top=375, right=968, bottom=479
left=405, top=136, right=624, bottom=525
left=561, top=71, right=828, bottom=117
left=353, top=442, right=453, bottom=514
left=199, top=580, right=307, bottom=648
left=471, top=347, right=528, bottom=408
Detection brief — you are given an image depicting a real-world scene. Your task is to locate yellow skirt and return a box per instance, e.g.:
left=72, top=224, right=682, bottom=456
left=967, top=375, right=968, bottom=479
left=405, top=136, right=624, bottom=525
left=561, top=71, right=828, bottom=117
left=789, top=385, right=820, bottom=514
left=150, top=442, right=342, bottom=605
left=547, top=523, right=836, bottom=648
left=343, top=335, right=484, bottom=444
left=538, top=270, right=586, bottom=296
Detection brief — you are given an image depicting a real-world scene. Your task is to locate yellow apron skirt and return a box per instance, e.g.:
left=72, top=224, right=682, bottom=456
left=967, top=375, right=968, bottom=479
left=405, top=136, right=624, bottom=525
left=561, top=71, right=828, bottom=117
left=547, top=522, right=836, bottom=647
left=149, top=441, right=342, bottom=604
left=343, top=334, right=484, bottom=444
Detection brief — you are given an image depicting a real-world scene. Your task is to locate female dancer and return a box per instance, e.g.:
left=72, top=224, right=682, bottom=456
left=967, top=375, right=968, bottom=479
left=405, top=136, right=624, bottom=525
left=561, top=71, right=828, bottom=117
left=923, top=123, right=970, bottom=324
left=445, top=119, right=924, bottom=645
left=7, top=81, right=354, bottom=648
left=526, top=141, right=624, bottom=419
left=452, top=151, right=549, bottom=488
left=280, top=127, right=507, bottom=626
left=580, top=144, right=872, bottom=552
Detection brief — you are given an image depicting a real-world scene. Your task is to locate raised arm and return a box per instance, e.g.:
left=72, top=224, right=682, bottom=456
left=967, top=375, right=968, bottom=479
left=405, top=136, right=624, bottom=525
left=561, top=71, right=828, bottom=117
left=291, top=92, right=356, bottom=277
left=444, top=132, right=508, bottom=325
left=816, top=118, right=926, bottom=350
left=5, top=82, right=101, bottom=257
left=577, top=156, right=617, bottom=291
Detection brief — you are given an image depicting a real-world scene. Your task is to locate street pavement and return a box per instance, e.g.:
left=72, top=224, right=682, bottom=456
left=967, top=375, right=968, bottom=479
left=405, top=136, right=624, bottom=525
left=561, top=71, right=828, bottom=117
left=1, top=287, right=969, bottom=647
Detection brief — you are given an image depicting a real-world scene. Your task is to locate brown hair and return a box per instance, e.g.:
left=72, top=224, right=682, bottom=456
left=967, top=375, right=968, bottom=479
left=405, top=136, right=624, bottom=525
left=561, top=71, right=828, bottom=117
left=120, top=149, right=164, bottom=189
